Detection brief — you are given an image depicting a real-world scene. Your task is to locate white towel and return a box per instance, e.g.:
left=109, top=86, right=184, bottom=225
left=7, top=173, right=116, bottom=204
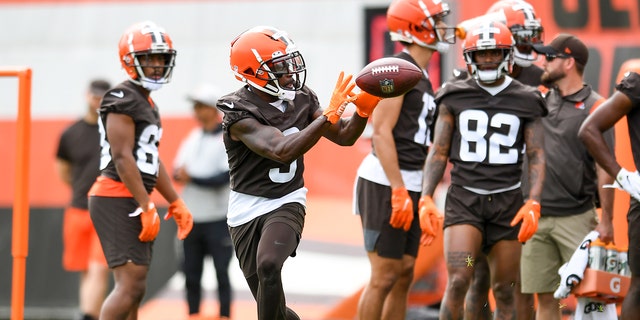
left=573, top=297, right=617, bottom=320
left=554, top=230, right=600, bottom=299
left=553, top=230, right=617, bottom=319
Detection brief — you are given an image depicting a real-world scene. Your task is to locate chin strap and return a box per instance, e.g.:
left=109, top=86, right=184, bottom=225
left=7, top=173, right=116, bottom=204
left=141, top=80, right=164, bottom=91
left=476, top=70, right=501, bottom=83
left=513, top=49, right=536, bottom=67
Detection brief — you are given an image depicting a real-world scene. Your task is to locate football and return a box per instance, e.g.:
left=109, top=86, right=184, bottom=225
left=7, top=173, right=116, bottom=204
left=355, top=57, right=422, bottom=98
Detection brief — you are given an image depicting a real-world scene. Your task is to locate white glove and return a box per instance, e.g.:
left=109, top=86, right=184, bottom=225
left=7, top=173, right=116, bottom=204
left=605, top=168, right=640, bottom=202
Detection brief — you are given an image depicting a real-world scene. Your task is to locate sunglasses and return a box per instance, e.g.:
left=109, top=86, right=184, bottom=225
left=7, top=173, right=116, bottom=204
left=545, top=53, right=571, bottom=62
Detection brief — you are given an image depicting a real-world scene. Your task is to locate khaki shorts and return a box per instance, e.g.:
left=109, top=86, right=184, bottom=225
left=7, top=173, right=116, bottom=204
left=521, top=208, right=598, bottom=293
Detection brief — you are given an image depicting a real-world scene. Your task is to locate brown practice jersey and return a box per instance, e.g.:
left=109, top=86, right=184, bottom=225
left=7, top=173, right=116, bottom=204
left=97, top=81, right=162, bottom=194
left=371, top=51, right=437, bottom=170
left=617, top=71, right=640, bottom=170
left=217, top=86, right=320, bottom=199
left=56, top=120, right=101, bottom=209
left=436, top=77, right=547, bottom=190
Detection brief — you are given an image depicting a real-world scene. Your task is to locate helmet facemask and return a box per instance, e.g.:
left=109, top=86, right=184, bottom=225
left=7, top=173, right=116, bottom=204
left=465, top=48, right=514, bottom=83
left=510, top=24, right=543, bottom=67
left=419, top=12, right=459, bottom=53
left=252, top=50, right=307, bottom=101
left=124, top=51, right=177, bottom=91
left=463, top=21, right=515, bottom=84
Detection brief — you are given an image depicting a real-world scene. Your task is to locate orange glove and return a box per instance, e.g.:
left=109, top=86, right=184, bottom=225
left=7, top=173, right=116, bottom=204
left=418, top=195, right=443, bottom=246
left=510, top=199, right=541, bottom=243
left=353, top=91, right=382, bottom=118
left=323, top=71, right=356, bottom=124
left=390, top=187, right=413, bottom=231
left=455, top=25, right=467, bottom=40
left=129, top=202, right=160, bottom=242
left=164, top=198, right=194, bottom=240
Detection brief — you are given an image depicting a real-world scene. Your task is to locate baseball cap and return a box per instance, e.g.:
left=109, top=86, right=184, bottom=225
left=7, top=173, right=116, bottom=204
left=187, top=83, right=222, bottom=108
left=532, top=33, right=588, bottom=66
left=89, top=79, right=111, bottom=96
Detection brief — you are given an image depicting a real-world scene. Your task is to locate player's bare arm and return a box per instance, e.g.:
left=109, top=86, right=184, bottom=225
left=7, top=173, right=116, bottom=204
left=579, top=91, right=632, bottom=177
left=422, top=103, right=453, bottom=197
left=523, top=117, right=545, bottom=202
left=319, top=107, right=369, bottom=146
left=371, top=96, right=404, bottom=188
left=595, top=163, right=615, bottom=242
left=229, top=115, right=329, bottom=165
left=154, top=161, right=179, bottom=204
left=105, top=112, right=152, bottom=209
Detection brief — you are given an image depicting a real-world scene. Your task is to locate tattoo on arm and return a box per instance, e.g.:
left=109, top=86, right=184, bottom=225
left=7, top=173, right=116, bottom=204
left=423, top=104, right=453, bottom=196
left=524, top=118, right=545, bottom=202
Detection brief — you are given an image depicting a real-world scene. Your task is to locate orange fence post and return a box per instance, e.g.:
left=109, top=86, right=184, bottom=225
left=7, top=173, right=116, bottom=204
left=1, top=66, right=32, bottom=320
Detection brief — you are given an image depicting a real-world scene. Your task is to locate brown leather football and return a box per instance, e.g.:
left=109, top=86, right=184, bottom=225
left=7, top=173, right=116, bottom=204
left=355, top=57, right=422, bottom=98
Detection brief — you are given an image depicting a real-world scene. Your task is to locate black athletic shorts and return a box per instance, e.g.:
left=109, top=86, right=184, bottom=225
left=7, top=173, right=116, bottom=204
left=627, top=199, right=640, bottom=275
left=355, top=177, right=421, bottom=259
left=444, top=184, right=521, bottom=253
left=228, top=202, right=305, bottom=278
left=89, top=196, right=153, bottom=268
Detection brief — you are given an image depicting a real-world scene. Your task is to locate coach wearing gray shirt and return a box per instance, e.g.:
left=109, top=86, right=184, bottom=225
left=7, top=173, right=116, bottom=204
left=521, top=34, right=615, bottom=320
left=173, top=83, right=233, bottom=320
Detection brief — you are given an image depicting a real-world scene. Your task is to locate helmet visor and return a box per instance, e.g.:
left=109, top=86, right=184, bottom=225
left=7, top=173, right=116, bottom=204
left=424, top=14, right=458, bottom=44
left=268, top=52, right=305, bottom=75
left=435, top=26, right=459, bottom=44
left=259, top=51, right=307, bottom=90
left=510, top=26, right=544, bottom=51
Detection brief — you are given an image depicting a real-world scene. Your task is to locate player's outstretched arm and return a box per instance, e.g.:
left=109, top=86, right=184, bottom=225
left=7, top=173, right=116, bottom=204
left=321, top=73, right=376, bottom=146
left=322, top=71, right=356, bottom=124
left=323, top=90, right=384, bottom=146
left=231, top=112, right=329, bottom=165
left=230, top=71, right=361, bottom=164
